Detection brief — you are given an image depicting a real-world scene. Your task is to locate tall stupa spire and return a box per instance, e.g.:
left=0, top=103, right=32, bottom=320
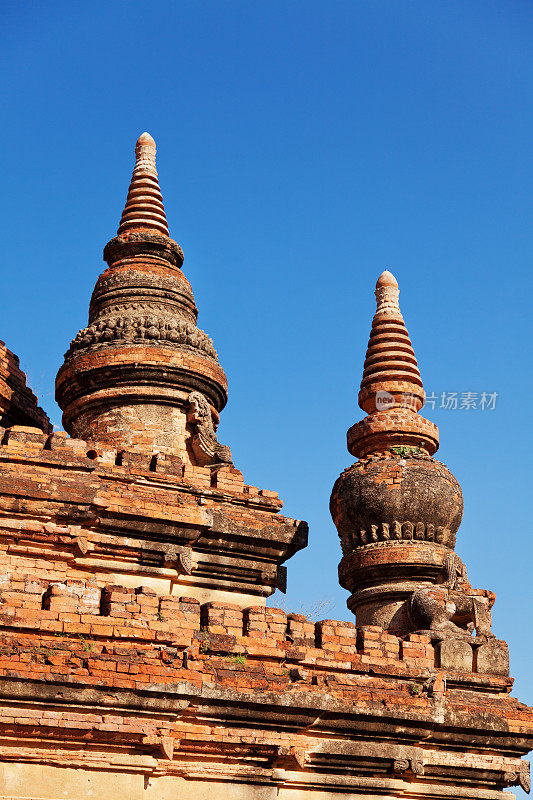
left=117, top=133, right=169, bottom=236
left=56, top=134, right=229, bottom=461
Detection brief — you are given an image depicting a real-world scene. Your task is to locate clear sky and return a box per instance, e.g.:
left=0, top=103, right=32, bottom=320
left=2, top=0, right=532, bottom=744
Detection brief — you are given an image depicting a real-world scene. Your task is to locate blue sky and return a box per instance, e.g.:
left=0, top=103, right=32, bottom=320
left=2, top=0, right=532, bottom=735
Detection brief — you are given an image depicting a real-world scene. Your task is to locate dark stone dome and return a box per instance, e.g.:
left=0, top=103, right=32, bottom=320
left=330, top=453, right=463, bottom=555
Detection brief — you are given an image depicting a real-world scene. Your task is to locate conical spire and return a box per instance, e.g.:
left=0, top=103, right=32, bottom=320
left=347, top=271, right=439, bottom=458
left=359, top=271, right=424, bottom=415
left=117, top=133, right=169, bottom=237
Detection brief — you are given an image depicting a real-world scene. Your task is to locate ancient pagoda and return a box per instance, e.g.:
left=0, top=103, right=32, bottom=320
left=0, top=136, right=530, bottom=800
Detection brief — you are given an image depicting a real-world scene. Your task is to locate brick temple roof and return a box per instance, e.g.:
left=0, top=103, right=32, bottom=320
left=0, top=135, right=530, bottom=800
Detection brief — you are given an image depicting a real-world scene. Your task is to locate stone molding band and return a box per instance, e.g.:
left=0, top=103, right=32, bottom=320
left=103, top=232, right=184, bottom=268
left=348, top=410, right=439, bottom=457
left=339, top=519, right=456, bottom=553
left=90, top=283, right=197, bottom=324
left=57, top=362, right=228, bottom=414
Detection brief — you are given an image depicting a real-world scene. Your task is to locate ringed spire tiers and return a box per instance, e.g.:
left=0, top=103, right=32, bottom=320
left=359, top=270, right=424, bottom=414
left=117, top=133, right=169, bottom=236
left=56, top=134, right=229, bottom=461
left=347, top=271, right=439, bottom=458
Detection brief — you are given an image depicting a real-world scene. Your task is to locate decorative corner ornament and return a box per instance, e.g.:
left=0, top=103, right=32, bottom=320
left=275, top=745, right=308, bottom=769
left=187, top=391, right=232, bottom=466
left=393, top=759, right=410, bottom=773
left=503, top=762, right=529, bottom=794
left=521, top=760, right=531, bottom=794
left=159, top=736, right=175, bottom=761
left=142, top=733, right=178, bottom=761
left=177, top=549, right=193, bottom=576
left=162, top=546, right=194, bottom=576
left=291, top=746, right=308, bottom=768
left=393, top=758, right=424, bottom=776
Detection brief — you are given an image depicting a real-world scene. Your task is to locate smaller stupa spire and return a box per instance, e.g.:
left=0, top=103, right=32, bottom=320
left=331, top=271, right=465, bottom=636
left=117, top=132, right=170, bottom=237
left=359, top=270, right=424, bottom=415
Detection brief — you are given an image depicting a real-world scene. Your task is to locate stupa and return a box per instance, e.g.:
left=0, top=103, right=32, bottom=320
left=331, top=271, right=493, bottom=641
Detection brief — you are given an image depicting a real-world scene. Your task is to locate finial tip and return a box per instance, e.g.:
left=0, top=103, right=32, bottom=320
left=117, top=132, right=168, bottom=236
left=136, top=132, right=156, bottom=148
left=376, top=270, right=398, bottom=290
